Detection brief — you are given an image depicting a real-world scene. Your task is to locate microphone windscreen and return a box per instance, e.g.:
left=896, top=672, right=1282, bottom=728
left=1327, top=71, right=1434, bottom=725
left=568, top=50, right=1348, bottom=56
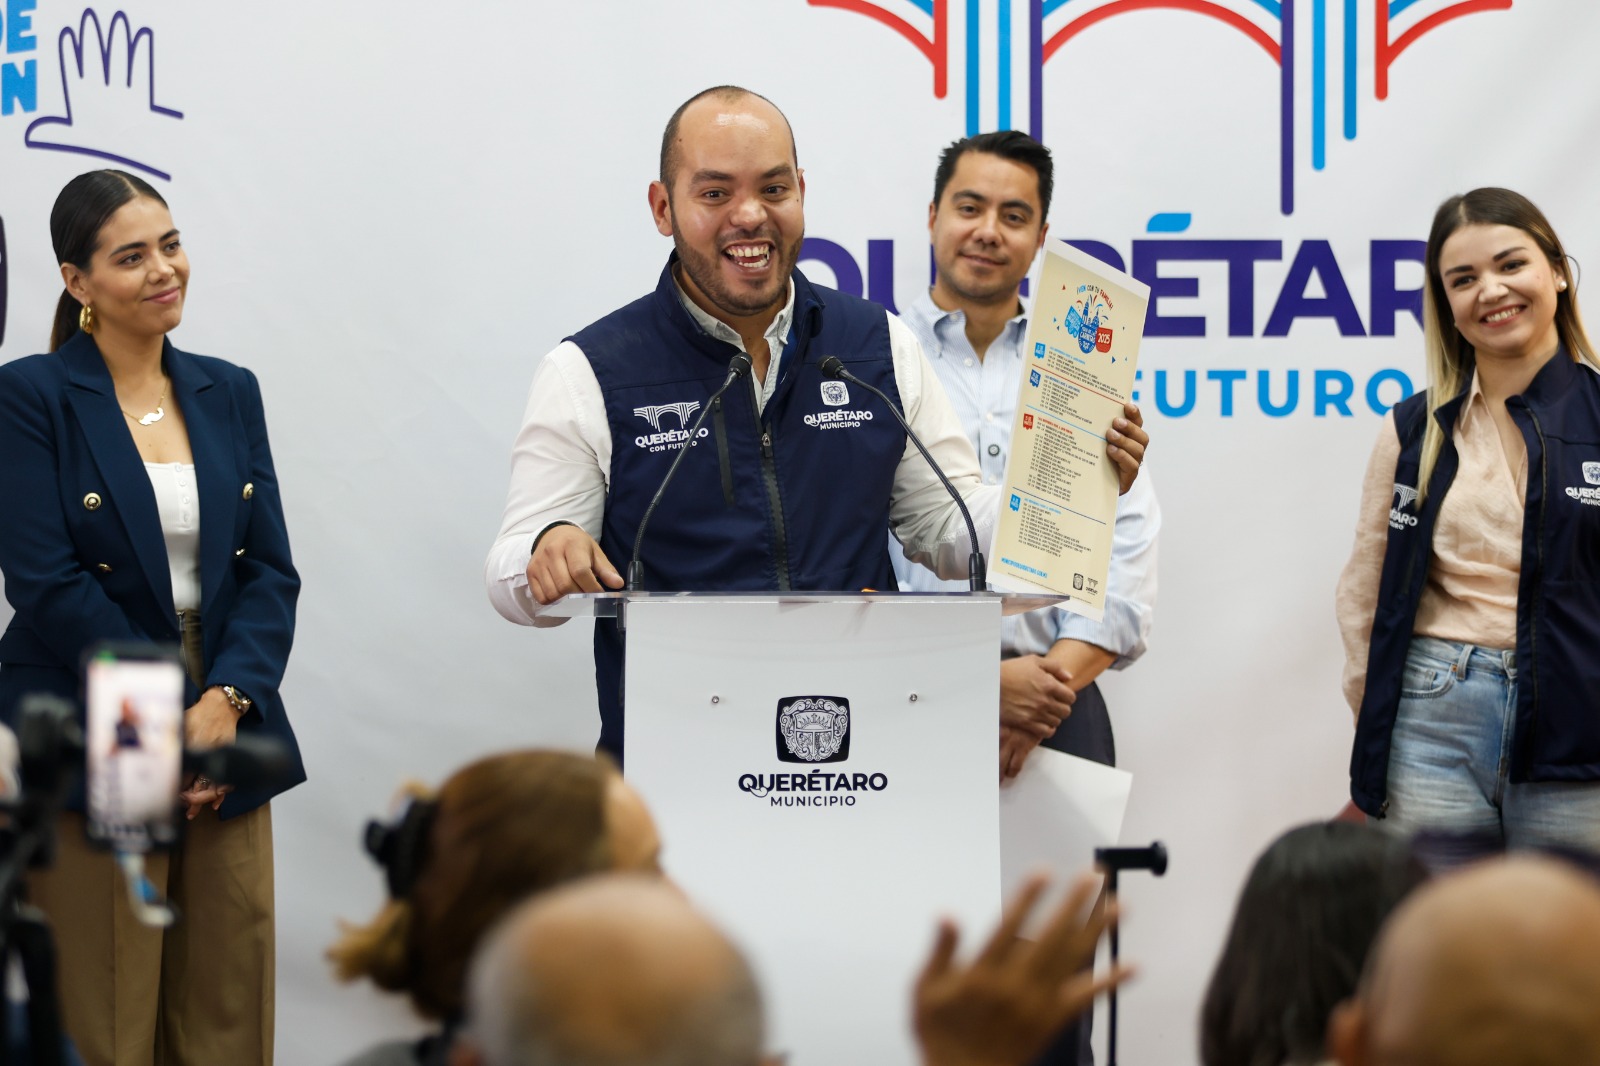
left=186, top=734, right=292, bottom=790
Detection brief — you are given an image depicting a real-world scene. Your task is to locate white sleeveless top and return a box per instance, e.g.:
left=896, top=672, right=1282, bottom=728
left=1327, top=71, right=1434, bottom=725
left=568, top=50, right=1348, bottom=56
left=144, top=462, right=201, bottom=612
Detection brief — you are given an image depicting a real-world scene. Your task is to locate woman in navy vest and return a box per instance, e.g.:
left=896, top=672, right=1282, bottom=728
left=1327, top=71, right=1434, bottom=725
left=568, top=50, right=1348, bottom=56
left=0, top=171, right=304, bottom=1065
left=1338, top=188, right=1600, bottom=852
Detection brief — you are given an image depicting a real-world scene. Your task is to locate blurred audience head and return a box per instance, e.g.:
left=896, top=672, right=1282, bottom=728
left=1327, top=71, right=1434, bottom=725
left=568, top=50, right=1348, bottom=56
left=328, top=749, right=660, bottom=1022
left=455, top=874, right=764, bottom=1066
left=1200, top=821, right=1428, bottom=1066
left=1327, top=854, right=1600, bottom=1066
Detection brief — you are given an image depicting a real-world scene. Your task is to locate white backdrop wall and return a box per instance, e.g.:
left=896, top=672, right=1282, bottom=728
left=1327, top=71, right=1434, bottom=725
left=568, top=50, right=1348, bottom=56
left=0, top=2, right=1594, bottom=1062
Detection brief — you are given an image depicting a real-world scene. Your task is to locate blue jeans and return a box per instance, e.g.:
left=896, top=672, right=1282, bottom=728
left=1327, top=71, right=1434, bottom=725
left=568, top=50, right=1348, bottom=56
left=1386, top=636, right=1600, bottom=851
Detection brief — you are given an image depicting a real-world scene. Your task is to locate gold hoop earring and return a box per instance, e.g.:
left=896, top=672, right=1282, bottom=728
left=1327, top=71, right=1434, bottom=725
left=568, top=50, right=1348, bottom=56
left=78, top=304, right=96, bottom=334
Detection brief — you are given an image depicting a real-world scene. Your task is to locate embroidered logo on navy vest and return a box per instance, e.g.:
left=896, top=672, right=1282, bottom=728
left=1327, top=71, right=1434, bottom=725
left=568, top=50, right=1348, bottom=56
left=1390, top=483, right=1419, bottom=529
left=631, top=401, right=706, bottom=452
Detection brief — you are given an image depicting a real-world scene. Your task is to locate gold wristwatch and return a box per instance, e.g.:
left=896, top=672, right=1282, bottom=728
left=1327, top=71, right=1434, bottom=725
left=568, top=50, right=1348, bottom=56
left=218, top=685, right=254, bottom=717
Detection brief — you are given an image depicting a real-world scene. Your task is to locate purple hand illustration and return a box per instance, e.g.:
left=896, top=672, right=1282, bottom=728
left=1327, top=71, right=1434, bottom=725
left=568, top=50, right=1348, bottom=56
left=24, top=9, right=183, bottom=181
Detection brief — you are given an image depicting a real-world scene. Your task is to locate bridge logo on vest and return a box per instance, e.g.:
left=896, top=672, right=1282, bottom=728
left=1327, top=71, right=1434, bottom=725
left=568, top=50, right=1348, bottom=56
left=1390, top=483, right=1419, bottom=530
left=821, top=381, right=850, bottom=406
left=632, top=401, right=706, bottom=452
left=633, top=401, right=701, bottom=431
left=776, top=696, right=851, bottom=763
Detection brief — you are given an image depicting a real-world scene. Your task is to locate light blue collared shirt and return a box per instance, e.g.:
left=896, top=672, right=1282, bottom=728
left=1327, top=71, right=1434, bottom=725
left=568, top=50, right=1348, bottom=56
left=890, top=289, right=1160, bottom=667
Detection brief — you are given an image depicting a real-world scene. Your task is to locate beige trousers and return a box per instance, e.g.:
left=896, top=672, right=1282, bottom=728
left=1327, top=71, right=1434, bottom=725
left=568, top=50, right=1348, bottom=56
left=32, top=610, right=276, bottom=1065
left=31, top=805, right=276, bottom=1066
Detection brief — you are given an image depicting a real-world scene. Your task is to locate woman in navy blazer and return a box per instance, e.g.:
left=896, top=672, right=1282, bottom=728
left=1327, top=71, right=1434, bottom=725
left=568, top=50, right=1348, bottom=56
left=0, top=171, right=303, bottom=1066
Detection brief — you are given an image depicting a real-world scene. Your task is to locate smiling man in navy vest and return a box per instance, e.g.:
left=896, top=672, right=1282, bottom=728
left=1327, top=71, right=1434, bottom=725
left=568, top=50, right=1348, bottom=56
left=484, top=86, right=1149, bottom=761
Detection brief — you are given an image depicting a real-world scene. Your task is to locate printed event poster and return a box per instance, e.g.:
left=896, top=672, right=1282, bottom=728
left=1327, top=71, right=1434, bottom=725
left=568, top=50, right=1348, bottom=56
left=989, top=240, right=1150, bottom=621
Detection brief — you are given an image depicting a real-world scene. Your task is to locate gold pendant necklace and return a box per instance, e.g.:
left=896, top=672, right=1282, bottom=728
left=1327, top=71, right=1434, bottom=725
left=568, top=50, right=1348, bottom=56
left=120, top=382, right=168, bottom=427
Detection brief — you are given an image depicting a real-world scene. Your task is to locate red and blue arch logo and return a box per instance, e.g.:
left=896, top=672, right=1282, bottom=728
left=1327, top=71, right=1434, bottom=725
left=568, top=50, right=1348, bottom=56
left=808, top=0, right=1514, bottom=215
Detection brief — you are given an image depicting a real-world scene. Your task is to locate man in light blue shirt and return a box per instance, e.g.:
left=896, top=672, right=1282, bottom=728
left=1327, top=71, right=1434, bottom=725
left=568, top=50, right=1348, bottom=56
left=891, top=130, right=1160, bottom=782
left=890, top=125, right=1159, bottom=1066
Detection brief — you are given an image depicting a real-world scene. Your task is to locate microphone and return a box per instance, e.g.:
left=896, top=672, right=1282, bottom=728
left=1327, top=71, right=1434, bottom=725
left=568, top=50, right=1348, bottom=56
left=818, top=356, right=986, bottom=591
left=1094, top=842, right=1169, bottom=875
left=628, top=353, right=754, bottom=590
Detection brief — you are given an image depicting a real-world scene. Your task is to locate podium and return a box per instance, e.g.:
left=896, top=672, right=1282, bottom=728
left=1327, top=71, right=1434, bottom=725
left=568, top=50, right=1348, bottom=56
left=539, top=591, right=1058, bottom=1066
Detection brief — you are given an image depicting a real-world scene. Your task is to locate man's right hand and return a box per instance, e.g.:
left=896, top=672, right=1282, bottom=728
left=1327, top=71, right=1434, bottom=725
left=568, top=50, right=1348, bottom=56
left=526, top=525, right=624, bottom=605
left=999, top=655, right=1075, bottom=740
left=1000, top=725, right=1042, bottom=781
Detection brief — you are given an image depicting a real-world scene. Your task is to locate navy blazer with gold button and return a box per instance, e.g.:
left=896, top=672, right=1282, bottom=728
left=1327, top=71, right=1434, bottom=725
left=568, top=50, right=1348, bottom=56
left=0, top=331, right=305, bottom=816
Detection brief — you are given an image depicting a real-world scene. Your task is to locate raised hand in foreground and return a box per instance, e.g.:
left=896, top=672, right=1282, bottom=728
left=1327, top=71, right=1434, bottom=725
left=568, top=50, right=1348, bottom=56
left=915, top=873, right=1134, bottom=1066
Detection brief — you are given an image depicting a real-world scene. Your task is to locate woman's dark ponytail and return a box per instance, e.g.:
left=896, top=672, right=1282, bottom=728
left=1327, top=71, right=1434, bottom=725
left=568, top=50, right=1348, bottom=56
left=46, top=169, right=168, bottom=351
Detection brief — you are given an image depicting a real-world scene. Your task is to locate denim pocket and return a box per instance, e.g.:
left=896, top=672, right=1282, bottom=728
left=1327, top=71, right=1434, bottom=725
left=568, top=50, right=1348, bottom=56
left=1399, top=655, right=1455, bottom=699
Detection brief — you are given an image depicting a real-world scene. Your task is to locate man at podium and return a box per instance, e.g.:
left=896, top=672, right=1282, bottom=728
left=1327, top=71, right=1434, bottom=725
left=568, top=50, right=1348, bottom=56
left=484, top=86, right=1148, bottom=761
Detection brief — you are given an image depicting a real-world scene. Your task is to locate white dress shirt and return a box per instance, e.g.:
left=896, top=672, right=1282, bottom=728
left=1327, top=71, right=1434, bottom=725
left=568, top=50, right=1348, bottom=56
left=485, top=275, right=1001, bottom=625
left=890, top=290, right=1160, bottom=667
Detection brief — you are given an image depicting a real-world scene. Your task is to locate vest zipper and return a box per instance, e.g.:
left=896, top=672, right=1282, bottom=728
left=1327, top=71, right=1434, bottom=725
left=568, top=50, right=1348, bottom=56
left=752, top=379, right=792, bottom=589
left=712, top=397, right=734, bottom=506
left=1523, top=405, right=1547, bottom=758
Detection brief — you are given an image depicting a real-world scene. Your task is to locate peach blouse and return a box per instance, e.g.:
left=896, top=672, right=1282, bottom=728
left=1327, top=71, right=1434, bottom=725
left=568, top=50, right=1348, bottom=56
left=1336, top=372, right=1523, bottom=714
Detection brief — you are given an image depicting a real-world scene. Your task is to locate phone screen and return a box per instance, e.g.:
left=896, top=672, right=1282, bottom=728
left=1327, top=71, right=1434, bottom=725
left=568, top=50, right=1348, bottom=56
left=85, top=645, right=183, bottom=850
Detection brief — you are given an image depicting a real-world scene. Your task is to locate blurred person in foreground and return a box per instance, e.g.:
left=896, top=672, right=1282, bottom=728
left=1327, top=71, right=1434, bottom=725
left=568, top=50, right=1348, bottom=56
left=1200, top=821, right=1428, bottom=1066
left=328, top=750, right=661, bottom=1066
left=450, top=872, right=1129, bottom=1066
left=1326, top=855, right=1600, bottom=1066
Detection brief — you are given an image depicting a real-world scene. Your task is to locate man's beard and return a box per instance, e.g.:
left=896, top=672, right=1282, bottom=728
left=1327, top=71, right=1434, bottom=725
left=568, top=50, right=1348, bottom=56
left=673, top=228, right=803, bottom=321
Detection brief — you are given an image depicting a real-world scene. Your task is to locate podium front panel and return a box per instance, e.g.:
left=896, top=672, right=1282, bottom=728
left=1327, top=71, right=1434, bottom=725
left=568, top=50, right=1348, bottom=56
left=625, top=596, right=1001, bottom=1066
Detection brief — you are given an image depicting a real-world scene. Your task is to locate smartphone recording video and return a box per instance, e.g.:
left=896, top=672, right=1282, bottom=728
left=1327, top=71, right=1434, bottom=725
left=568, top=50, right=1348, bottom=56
left=85, top=644, right=183, bottom=851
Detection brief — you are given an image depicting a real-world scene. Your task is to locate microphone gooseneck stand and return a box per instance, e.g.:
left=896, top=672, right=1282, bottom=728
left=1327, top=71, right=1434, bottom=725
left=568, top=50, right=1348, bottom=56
left=1093, top=842, right=1168, bottom=1066
left=818, top=356, right=986, bottom=590
left=626, top=352, right=754, bottom=595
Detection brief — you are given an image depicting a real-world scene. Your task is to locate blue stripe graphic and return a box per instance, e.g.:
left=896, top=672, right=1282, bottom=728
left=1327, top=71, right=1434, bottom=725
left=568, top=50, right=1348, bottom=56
left=1344, top=0, right=1358, bottom=139
left=998, top=0, right=1012, bottom=128
left=904, top=0, right=935, bottom=15
left=966, top=0, right=981, bottom=133
left=1389, top=0, right=1424, bottom=16
left=1312, top=0, right=1326, bottom=169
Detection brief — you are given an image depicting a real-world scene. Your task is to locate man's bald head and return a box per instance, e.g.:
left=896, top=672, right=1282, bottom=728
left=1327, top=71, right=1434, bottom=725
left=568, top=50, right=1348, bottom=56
left=659, top=86, right=797, bottom=187
left=463, top=874, right=764, bottom=1066
left=1329, top=856, right=1600, bottom=1066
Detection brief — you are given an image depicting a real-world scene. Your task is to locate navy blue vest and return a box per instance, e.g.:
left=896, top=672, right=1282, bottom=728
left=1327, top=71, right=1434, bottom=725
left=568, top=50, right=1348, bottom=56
left=569, top=259, right=906, bottom=759
left=1350, top=351, right=1600, bottom=816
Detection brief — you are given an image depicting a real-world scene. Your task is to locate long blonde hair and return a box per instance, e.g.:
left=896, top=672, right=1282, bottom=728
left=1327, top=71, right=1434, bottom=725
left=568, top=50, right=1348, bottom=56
left=1417, top=189, right=1597, bottom=501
